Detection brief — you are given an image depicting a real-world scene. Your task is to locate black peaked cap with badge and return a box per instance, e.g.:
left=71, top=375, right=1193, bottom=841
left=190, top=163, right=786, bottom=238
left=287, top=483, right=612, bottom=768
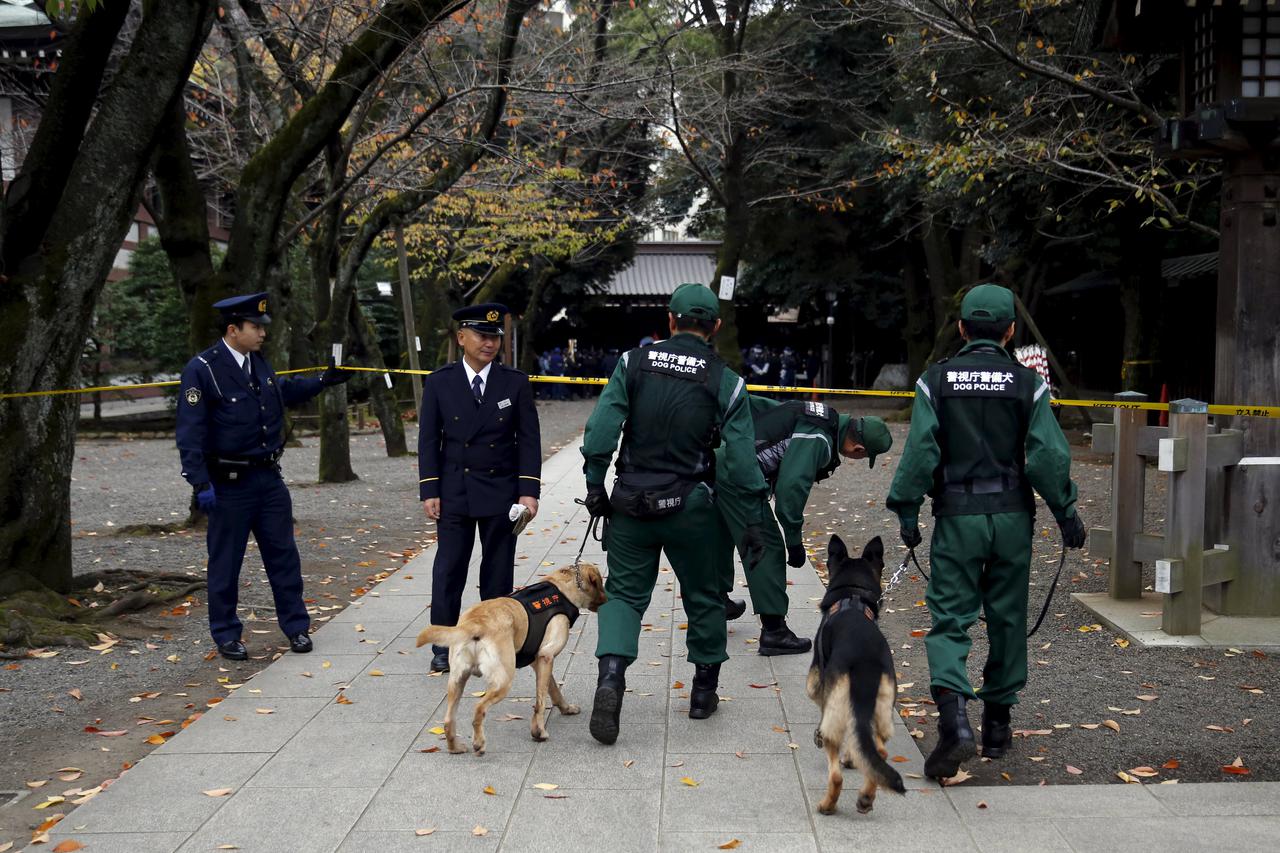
left=213, top=292, right=272, bottom=325
left=454, top=303, right=508, bottom=336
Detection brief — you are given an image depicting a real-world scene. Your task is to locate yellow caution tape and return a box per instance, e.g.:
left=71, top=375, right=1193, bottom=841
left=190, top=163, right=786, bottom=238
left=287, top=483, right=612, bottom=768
left=3, top=366, right=1278, bottom=418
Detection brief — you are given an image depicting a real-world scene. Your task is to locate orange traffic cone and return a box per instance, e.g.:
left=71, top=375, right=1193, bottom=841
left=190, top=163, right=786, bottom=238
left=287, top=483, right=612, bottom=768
left=1158, top=383, right=1169, bottom=427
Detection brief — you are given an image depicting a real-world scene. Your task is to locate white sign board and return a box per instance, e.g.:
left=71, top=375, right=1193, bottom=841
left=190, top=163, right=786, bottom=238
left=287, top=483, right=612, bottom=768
left=718, top=275, right=736, bottom=300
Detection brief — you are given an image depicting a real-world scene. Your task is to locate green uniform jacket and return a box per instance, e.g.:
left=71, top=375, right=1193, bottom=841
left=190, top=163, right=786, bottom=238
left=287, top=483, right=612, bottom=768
left=747, top=396, right=836, bottom=549
left=886, top=340, right=1078, bottom=526
left=581, top=333, right=768, bottom=513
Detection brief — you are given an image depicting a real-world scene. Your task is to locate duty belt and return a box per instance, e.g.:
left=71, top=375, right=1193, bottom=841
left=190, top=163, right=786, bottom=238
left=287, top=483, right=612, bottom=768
left=943, top=474, right=1019, bottom=495
left=214, top=450, right=282, bottom=468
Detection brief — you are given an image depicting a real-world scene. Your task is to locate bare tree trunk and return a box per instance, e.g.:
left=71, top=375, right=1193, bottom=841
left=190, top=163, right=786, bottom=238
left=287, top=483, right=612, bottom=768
left=0, top=1, right=217, bottom=594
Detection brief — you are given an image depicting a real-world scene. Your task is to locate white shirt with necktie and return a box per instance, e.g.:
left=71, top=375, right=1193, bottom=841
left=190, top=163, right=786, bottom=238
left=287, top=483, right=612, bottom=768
left=223, top=340, right=253, bottom=381
left=462, top=359, right=493, bottom=403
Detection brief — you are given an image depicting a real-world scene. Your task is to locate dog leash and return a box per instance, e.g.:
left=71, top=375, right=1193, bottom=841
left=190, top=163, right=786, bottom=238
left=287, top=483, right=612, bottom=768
left=893, top=541, right=1067, bottom=639
left=570, top=499, right=608, bottom=590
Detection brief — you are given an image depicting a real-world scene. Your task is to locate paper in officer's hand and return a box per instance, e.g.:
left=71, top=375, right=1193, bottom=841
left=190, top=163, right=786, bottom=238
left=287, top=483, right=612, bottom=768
left=510, top=503, right=532, bottom=536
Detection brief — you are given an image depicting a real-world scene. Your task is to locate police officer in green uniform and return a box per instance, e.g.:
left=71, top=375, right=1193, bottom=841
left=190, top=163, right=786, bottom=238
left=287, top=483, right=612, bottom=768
left=886, top=284, right=1086, bottom=781
left=581, top=283, right=769, bottom=744
left=715, top=397, right=893, bottom=654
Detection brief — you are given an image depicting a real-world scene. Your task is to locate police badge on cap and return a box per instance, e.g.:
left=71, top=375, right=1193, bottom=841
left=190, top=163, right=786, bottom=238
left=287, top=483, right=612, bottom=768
left=453, top=303, right=508, bottom=336
left=212, top=291, right=272, bottom=326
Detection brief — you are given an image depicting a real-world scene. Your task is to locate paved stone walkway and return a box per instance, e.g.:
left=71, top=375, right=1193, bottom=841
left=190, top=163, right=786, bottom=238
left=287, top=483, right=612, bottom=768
left=41, top=440, right=1280, bottom=852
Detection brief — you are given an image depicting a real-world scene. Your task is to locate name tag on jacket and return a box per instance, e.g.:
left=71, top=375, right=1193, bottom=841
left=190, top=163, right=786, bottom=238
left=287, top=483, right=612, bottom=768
left=497, top=398, right=512, bottom=409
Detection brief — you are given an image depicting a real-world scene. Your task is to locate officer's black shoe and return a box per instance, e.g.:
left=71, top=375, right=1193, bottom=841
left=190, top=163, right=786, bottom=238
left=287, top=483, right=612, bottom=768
left=981, top=702, right=1013, bottom=759
left=925, top=688, right=976, bottom=781
left=689, top=662, right=721, bottom=720
left=217, top=640, right=248, bottom=661
left=289, top=633, right=313, bottom=654
left=724, top=594, right=747, bottom=621
left=590, top=655, right=628, bottom=745
left=758, top=625, right=812, bottom=656
left=430, top=651, right=450, bottom=673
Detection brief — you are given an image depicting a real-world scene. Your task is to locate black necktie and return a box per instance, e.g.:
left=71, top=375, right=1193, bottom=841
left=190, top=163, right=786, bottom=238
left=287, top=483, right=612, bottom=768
left=472, top=374, right=483, bottom=406
left=244, top=357, right=257, bottom=393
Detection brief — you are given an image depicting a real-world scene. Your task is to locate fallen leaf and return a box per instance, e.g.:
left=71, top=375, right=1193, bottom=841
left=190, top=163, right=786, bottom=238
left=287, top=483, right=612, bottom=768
left=1129, top=766, right=1159, bottom=778
left=34, top=797, right=65, bottom=809
left=67, top=689, right=82, bottom=701
left=216, top=846, right=240, bottom=850
left=681, top=776, right=699, bottom=787
left=623, top=759, right=635, bottom=768
left=145, top=734, right=167, bottom=745
left=334, top=695, right=353, bottom=705
left=748, top=682, right=776, bottom=689
left=891, top=755, right=909, bottom=763
left=1135, top=694, right=1158, bottom=702
left=415, top=828, right=436, bottom=837
left=718, top=841, right=742, bottom=850
left=672, top=681, right=685, bottom=690
left=734, top=751, right=746, bottom=759
left=976, top=801, right=989, bottom=809
left=25, top=780, right=47, bottom=789
left=203, top=788, right=233, bottom=797
left=941, top=769, right=973, bottom=786
left=472, top=825, right=489, bottom=836
left=368, top=670, right=384, bottom=677
left=1102, top=720, right=1120, bottom=733
left=1205, top=725, right=1234, bottom=733
left=1066, top=765, right=1083, bottom=775
left=419, top=747, right=440, bottom=754
left=482, top=785, right=496, bottom=795
left=1162, top=759, right=1180, bottom=770
left=533, top=783, right=559, bottom=791
left=909, top=629, right=926, bottom=638
left=771, top=726, right=789, bottom=734
left=429, top=726, right=446, bottom=735
left=52, top=842, right=85, bottom=852
left=57, top=770, right=83, bottom=783
left=1222, top=757, right=1250, bottom=775
left=1116, top=771, right=1139, bottom=784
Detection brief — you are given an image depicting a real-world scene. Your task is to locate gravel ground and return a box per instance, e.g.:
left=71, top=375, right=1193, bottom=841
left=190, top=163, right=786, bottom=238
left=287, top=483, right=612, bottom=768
left=0, top=398, right=595, bottom=845
left=800, top=409, right=1278, bottom=788
left=2, top=395, right=1275, bottom=846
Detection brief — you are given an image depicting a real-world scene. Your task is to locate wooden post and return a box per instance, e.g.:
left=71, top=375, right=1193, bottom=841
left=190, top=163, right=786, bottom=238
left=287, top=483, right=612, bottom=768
left=1162, top=399, right=1208, bottom=636
left=394, top=223, right=423, bottom=415
left=1109, top=391, right=1148, bottom=600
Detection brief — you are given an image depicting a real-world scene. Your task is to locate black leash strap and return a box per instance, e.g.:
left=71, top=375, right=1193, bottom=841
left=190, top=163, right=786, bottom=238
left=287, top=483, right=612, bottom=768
left=1025, top=544, right=1067, bottom=639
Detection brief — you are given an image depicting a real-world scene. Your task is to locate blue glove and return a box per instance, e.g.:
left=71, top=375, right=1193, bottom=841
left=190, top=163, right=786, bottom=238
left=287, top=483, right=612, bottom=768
left=194, top=483, right=216, bottom=513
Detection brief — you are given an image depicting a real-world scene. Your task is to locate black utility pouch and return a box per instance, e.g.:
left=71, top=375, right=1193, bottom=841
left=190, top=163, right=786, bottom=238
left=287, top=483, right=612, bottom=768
left=610, top=472, right=698, bottom=519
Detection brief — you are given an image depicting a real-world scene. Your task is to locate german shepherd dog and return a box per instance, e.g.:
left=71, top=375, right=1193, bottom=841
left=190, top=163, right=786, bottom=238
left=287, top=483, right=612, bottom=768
left=806, top=535, right=906, bottom=815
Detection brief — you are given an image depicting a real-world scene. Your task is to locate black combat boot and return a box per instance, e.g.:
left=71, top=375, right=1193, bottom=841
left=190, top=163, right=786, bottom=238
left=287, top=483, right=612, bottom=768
left=981, top=702, right=1013, bottom=758
left=924, top=687, right=976, bottom=780
left=590, top=655, right=628, bottom=745
left=689, top=662, right=721, bottom=720
left=724, top=593, right=747, bottom=621
left=758, top=615, right=812, bottom=656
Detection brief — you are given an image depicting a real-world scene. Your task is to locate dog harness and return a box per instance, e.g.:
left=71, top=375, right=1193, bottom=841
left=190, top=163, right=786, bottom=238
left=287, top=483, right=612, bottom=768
left=813, top=588, right=880, bottom=674
left=510, top=581, right=580, bottom=668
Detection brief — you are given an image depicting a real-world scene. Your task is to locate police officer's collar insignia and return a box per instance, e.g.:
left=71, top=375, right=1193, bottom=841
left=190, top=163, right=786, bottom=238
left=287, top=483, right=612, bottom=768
left=267, top=377, right=274, bottom=385
left=185, top=387, right=201, bottom=406
left=486, top=309, right=499, bottom=322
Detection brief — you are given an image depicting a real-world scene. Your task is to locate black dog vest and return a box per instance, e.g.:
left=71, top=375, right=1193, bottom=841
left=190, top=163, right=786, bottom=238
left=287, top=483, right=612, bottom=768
left=510, top=581, right=581, bottom=668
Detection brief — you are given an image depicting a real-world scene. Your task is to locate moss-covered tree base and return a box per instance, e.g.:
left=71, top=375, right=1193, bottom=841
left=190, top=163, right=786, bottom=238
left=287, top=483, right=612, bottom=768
left=0, top=570, right=207, bottom=653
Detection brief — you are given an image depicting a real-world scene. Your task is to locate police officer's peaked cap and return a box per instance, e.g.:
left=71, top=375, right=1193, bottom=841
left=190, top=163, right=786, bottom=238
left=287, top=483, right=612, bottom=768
left=668, top=282, right=719, bottom=321
left=214, top=292, right=271, bottom=325
left=453, top=302, right=508, bottom=335
left=961, top=284, right=1016, bottom=323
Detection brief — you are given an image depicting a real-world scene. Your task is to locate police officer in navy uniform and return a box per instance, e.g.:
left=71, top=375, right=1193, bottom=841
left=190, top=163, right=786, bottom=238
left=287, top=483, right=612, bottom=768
left=419, top=303, right=542, bottom=672
left=176, top=293, right=351, bottom=661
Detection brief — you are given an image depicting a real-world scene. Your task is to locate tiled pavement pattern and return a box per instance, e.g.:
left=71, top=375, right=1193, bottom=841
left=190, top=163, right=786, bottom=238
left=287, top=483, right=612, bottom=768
left=41, top=440, right=1280, bottom=852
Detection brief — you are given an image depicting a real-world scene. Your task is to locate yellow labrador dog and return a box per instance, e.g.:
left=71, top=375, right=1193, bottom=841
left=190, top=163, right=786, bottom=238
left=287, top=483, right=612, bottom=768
left=416, top=563, right=606, bottom=754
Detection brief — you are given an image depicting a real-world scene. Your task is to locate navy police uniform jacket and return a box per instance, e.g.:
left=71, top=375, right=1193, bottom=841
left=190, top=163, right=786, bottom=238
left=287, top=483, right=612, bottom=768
left=176, top=342, right=325, bottom=484
left=417, top=361, right=541, bottom=517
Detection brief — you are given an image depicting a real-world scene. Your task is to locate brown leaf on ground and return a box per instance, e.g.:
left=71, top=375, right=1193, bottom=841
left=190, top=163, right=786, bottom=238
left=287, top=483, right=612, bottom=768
left=1065, top=765, right=1083, bottom=775
left=941, top=769, right=973, bottom=786
left=680, top=777, right=699, bottom=787
left=1129, top=767, right=1159, bottom=778
left=718, top=840, right=742, bottom=850
left=415, top=828, right=436, bottom=836
left=1162, top=759, right=1180, bottom=770
left=891, top=755, right=909, bottom=763
left=1205, top=725, right=1234, bottom=733
left=67, top=689, right=82, bottom=701
left=1135, top=695, right=1158, bottom=702
left=1101, top=720, right=1120, bottom=733
left=482, top=786, right=496, bottom=795
left=52, top=842, right=85, bottom=852
left=976, top=801, right=988, bottom=809
left=203, top=788, right=233, bottom=797
left=472, top=826, right=489, bottom=837
left=1115, top=771, right=1139, bottom=784
left=623, top=759, right=635, bottom=768
left=334, top=695, right=353, bottom=705
left=1222, top=757, right=1250, bottom=775
left=671, top=681, right=684, bottom=690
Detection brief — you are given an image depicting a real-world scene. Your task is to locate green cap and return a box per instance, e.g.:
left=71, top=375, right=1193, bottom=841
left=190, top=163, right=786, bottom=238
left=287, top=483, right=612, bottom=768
left=960, top=284, right=1016, bottom=323
left=669, top=282, right=719, bottom=321
left=840, top=414, right=892, bottom=468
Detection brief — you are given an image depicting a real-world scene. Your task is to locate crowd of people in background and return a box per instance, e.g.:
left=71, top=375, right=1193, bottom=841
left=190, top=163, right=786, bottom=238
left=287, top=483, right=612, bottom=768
left=535, top=341, right=823, bottom=399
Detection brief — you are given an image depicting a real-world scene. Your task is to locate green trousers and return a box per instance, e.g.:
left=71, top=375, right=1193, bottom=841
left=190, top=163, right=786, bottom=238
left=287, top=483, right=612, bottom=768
left=595, top=484, right=727, bottom=666
left=925, top=512, right=1032, bottom=706
left=714, top=483, right=790, bottom=617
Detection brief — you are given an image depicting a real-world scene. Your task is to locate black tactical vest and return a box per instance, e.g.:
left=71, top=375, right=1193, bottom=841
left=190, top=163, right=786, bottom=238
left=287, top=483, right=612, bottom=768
left=617, top=335, right=725, bottom=482
left=924, top=343, right=1037, bottom=516
left=751, top=400, right=841, bottom=487
left=510, top=581, right=580, bottom=669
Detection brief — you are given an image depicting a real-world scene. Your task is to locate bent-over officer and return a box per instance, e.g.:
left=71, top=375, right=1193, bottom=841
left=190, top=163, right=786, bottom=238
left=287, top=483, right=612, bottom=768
left=176, top=292, right=351, bottom=661
left=886, top=284, right=1085, bottom=781
left=581, top=283, right=770, bottom=744
left=716, top=398, right=893, bottom=654
left=419, top=303, right=541, bottom=673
